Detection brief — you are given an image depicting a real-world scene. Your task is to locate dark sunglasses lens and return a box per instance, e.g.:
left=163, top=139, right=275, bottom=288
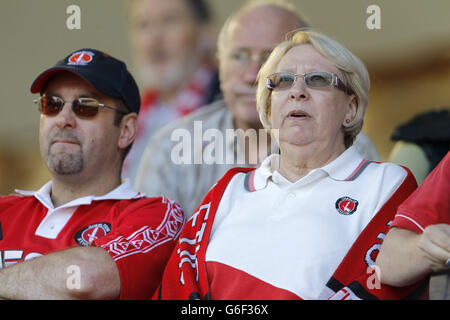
left=268, top=73, right=296, bottom=90
left=72, top=99, right=99, bottom=117
left=305, top=72, right=333, bottom=88
left=40, top=96, right=63, bottom=115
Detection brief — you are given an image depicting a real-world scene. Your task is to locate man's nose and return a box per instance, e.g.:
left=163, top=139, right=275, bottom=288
left=55, top=102, right=77, bottom=129
left=243, top=53, right=268, bottom=85
left=243, top=59, right=262, bottom=85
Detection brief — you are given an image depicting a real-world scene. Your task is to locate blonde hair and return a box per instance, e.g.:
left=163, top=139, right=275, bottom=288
left=256, top=29, right=370, bottom=148
left=217, top=0, right=310, bottom=60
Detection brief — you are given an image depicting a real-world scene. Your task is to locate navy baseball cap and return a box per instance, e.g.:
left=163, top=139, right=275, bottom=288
left=30, top=48, right=140, bottom=114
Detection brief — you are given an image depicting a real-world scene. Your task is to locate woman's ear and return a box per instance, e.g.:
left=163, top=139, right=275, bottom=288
left=343, top=95, right=358, bottom=127
left=118, top=113, right=138, bottom=150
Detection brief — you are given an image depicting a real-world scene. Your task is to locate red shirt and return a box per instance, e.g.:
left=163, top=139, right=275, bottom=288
left=0, top=181, right=185, bottom=299
left=391, top=152, right=450, bottom=233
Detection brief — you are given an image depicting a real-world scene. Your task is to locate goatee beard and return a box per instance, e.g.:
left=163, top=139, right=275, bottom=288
left=47, top=151, right=83, bottom=175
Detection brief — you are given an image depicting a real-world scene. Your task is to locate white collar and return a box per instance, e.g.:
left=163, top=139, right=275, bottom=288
left=15, top=180, right=145, bottom=210
left=245, top=146, right=370, bottom=192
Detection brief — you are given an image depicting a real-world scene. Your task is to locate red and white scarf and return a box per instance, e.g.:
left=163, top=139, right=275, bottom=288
left=154, top=167, right=429, bottom=300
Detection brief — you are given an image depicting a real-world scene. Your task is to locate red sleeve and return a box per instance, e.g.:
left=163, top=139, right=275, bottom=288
left=94, top=197, right=185, bottom=300
left=391, top=152, right=450, bottom=233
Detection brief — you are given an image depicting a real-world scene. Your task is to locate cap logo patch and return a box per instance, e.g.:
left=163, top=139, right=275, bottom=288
left=335, top=197, right=358, bottom=215
left=67, top=50, right=94, bottom=66
left=74, top=222, right=111, bottom=246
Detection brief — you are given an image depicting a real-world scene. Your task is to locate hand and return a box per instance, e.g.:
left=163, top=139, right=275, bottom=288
left=417, top=224, right=450, bottom=272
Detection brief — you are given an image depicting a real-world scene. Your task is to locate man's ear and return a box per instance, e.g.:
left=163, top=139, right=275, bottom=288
left=118, top=113, right=138, bottom=150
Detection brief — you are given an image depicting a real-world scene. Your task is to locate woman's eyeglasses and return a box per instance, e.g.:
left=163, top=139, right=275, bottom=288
left=34, top=94, right=127, bottom=118
left=266, top=71, right=353, bottom=95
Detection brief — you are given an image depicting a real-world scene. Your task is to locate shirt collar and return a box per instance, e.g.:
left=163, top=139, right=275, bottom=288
left=245, top=145, right=369, bottom=192
left=15, top=180, right=145, bottom=210
left=321, top=145, right=368, bottom=181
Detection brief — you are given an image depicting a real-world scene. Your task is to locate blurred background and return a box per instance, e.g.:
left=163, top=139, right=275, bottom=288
left=0, top=0, right=449, bottom=194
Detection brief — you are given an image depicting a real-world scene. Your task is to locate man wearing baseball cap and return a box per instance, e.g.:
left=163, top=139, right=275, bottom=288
left=0, top=48, right=184, bottom=299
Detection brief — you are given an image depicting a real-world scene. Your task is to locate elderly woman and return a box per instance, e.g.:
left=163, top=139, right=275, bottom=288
left=154, top=30, right=427, bottom=300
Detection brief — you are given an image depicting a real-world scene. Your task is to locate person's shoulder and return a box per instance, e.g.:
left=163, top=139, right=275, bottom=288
left=184, top=99, right=228, bottom=122
left=372, top=160, right=409, bottom=172
left=365, top=160, right=417, bottom=192
left=144, top=100, right=229, bottom=157
left=207, top=166, right=254, bottom=195
left=112, top=195, right=185, bottom=223
left=0, top=193, right=32, bottom=205
left=434, top=151, right=450, bottom=175
left=0, top=193, right=35, bottom=215
left=117, top=195, right=182, bottom=211
left=369, top=160, right=411, bottom=179
left=153, top=100, right=228, bottom=138
left=222, top=166, right=254, bottom=181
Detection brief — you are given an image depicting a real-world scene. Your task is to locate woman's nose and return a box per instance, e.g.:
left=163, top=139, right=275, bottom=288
left=289, top=78, right=309, bottom=101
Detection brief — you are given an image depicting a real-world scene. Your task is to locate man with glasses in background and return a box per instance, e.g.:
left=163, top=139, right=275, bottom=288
left=0, top=48, right=184, bottom=299
left=135, top=0, right=380, bottom=217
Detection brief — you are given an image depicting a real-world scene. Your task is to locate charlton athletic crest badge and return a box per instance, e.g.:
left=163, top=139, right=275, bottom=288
left=75, top=222, right=111, bottom=246
left=335, top=197, right=359, bottom=215
left=67, top=50, right=94, bottom=66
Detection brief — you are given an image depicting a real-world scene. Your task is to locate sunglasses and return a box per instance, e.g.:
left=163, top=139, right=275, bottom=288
left=34, top=94, right=127, bottom=118
left=266, top=71, right=353, bottom=95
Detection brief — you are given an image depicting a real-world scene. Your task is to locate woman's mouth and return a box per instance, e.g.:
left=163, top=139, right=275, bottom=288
left=287, top=110, right=310, bottom=119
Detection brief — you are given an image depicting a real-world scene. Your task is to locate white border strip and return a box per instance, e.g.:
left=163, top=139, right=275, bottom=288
left=395, top=214, right=425, bottom=232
